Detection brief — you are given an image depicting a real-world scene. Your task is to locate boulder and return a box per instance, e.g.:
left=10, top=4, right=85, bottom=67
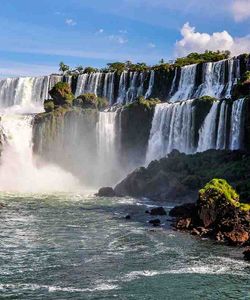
left=197, top=179, right=240, bottom=228
left=49, top=82, right=74, bottom=106
left=149, top=207, right=166, bottom=216
left=96, top=187, right=116, bottom=197
left=224, top=227, right=249, bottom=245
left=149, top=219, right=161, bottom=227
left=169, top=203, right=196, bottom=218
left=243, top=247, right=250, bottom=261
left=176, top=218, right=192, bottom=229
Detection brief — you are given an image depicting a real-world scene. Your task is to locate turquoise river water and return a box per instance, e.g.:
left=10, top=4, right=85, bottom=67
left=0, top=193, right=249, bottom=299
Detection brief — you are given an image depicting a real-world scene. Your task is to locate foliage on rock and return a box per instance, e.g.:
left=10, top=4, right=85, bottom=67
left=73, top=93, right=108, bottom=110
left=49, top=82, right=74, bottom=106
left=124, top=97, right=161, bottom=111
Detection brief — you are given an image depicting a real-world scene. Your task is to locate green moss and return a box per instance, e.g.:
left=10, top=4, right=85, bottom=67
left=200, top=178, right=239, bottom=204
left=49, top=82, right=74, bottom=106
left=73, top=93, right=108, bottom=110
left=44, top=100, right=55, bottom=112
left=199, top=178, right=250, bottom=211
left=124, top=97, right=161, bottom=111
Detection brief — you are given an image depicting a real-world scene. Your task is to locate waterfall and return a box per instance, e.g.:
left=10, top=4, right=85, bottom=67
left=0, top=112, right=80, bottom=193
left=170, top=58, right=240, bottom=102
left=197, top=101, right=220, bottom=152
left=145, top=71, right=155, bottom=98
left=96, top=111, right=121, bottom=185
left=229, top=98, right=245, bottom=150
left=170, top=64, right=197, bottom=102
left=146, top=100, right=195, bottom=163
left=0, top=76, right=50, bottom=110
left=216, top=101, right=229, bottom=150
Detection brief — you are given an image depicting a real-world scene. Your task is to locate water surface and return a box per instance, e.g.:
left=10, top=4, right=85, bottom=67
left=0, top=193, right=249, bottom=299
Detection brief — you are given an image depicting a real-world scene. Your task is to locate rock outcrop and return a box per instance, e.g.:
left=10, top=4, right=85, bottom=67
left=115, top=150, right=250, bottom=203
left=170, top=179, right=250, bottom=246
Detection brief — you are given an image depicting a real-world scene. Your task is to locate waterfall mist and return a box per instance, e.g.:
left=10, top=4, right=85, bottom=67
left=0, top=113, right=81, bottom=193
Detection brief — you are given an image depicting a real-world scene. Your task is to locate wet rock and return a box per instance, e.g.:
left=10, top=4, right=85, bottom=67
left=224, top=227, right=249, bottom=245
left=149, top=207, right=166, bottom=216
left=243, top=247, right=250, bottom=261
left=169, top=203, right=196, bottom=218
left=176, top=218, right=191, bottom=230
left=125, top=215, right=131, bottom=220
left=96, top=187, right=116, bottom=197
left=191, top=228, right=200, bottom=236
left=149, top=219, right=161, bottom=227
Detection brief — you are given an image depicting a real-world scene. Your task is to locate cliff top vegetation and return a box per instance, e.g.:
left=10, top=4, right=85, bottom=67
left=56, top=50, right=232, bottom=76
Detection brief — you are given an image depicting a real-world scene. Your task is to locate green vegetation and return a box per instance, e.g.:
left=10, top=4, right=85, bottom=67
left=124, top=96, right=161, bottom=111
left=199, top=178, right=250, bottom=212
left=73, top=93, right=108, bottom=110
left=199, top=178, right=239, bottom=205
left=57, top=50, right=233, bottom=76
left=174, top=50, right=231, bottom=67
left=232, top=70, right=250, bottom=99
left=44, top=100, right=55, bottom=113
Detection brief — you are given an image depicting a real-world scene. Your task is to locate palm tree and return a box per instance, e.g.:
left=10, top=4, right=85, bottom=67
left=59, top=62, right=70, bottom=75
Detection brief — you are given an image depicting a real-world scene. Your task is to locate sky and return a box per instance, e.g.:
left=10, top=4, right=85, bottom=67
left=1, top=0, right=250, bottom=77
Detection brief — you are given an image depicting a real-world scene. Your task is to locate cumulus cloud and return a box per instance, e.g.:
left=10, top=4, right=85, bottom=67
left=231, top=0, right=250, bottom=22
left=65, top=19, right=77, bottom=26
left=175, top=22, right=250, bottom=57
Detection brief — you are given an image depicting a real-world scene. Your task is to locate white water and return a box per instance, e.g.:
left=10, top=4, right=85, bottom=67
left=146, top=100, right=195, bottom=163
left=146, top=98, right=245, bottom=162
left=171, top=58, right=240, bottom=102
left=0, top=112, right=81, bottom=193
left=96, top=111, right=121, bottom=186
left=170, top=64, right=197, bottom=102
left=197, top=101, right=220, bottom=152
left=229, top=98, right=245, bottom=150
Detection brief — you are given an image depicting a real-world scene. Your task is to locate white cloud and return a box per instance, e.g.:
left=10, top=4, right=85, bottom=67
left=65, top=19, right=77, bottom=26
left=231, top=0, right=250, bottom=22
left=148, top=43, right=156, bottom=48
left=175, top=22, right=250, bottom=57
left=108, top=35, right=128, bottom=44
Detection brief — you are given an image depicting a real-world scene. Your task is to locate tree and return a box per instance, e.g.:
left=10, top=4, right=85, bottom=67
left=59, top=62, right=70, bottom=75
left=75, top=65, right=84, bottom=74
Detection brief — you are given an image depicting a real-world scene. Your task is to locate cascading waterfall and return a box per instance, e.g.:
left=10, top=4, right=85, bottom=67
left=197, top=101, right=220, bottom=152
left=170, top=64, right=197, bottom=102
left=171, top=58, right=240, bottom=102
left=229, top=98, right=245, bottom=150
left=0, top=111, right=80, bottom=193
left=146, top=100, right=195, bottom=163
left=96, top=110, right=121, bottom=186
left=146, top=98, right=246, bottom=162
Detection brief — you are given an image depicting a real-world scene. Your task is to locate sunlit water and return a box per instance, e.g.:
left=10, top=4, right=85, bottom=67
left=0, top=193, right=249, bottom=299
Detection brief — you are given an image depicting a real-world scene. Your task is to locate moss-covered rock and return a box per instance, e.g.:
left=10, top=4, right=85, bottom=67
left=198, top=179, right=240, bottom=227
left=124, top=97, right=161, bottom=111
left=44, top=100, right=55, bottom=112
left=73, top=93, right=108, bottom=110
left=232, top=71, right=250, bottom=99
left=49, top=82, right=74, bottom=106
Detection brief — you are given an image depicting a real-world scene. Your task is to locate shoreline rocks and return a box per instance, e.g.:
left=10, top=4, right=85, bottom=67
left=96, top=187, right=116, bottom=197
left=170, top=179, right=250, bottom=253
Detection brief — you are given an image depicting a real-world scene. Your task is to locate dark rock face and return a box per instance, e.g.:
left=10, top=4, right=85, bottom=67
left=96, top=187, right=116, bottom=197
left=149, top=207, right=167, bottom=216
left=118, top=103, right=155, bottom=169
left=149, top=219, right=161, bottom=227
left=171, top=179, right=250, bottom=247
left=243, top=247, right=250, bottom=261
left=115, top=150, right=250, bottom=203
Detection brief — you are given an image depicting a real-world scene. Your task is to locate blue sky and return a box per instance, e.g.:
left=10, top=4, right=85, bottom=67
left=1, top=0, right=250, bottom=77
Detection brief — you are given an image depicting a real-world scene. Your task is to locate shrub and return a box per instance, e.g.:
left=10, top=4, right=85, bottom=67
left=49, top=82, right=74, bottom=106
left=44, top=100, right=55, bottom=112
